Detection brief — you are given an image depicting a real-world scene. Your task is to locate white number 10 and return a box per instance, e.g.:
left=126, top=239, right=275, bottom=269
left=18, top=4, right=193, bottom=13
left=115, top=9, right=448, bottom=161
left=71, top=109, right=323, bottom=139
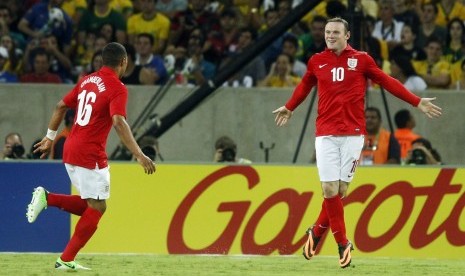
left=331, top=67, right=344, bottom=82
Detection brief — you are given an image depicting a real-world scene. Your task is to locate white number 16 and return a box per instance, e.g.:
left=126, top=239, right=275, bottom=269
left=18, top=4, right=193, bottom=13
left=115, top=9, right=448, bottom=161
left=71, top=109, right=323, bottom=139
left=76, top=90, right=96, bottom=126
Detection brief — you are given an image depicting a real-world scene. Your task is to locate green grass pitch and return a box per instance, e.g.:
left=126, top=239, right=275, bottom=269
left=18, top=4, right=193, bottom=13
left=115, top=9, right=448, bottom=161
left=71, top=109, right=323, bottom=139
left=1, top=253, right=464, bottom=275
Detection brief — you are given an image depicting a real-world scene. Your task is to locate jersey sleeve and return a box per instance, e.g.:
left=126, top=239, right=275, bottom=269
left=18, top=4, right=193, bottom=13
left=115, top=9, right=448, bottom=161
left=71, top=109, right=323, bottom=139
left=62, top=84, right=80, bottom=109
left=284, top=58, right=317, bottom=111
left=110, top=84, right=128, bottom=118
left=364, top=54, right=421, bottom=107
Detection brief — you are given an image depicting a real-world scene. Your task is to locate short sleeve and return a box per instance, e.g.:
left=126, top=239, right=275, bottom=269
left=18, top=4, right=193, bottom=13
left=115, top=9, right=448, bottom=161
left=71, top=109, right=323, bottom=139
left=62, top=85, right=80, bottom=109
left=109, top=85, right=127, bottom=118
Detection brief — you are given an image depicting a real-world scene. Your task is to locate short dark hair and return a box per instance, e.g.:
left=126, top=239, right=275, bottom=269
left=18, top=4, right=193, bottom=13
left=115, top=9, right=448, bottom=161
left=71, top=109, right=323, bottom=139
left=32, top=47, right=50, bottom=62
left=394, top=109, right=410, bottom=128
left=412, top=137, right=441, bottom=162
left=283, top=35, right=299, bottom=49
left=102, top=42, right=127, bottom=67
left=421, top=2, right=438, bottom=14
left=239, top=27, right=258, bottom=41
left=124, top=43, right=136, bottom=61
left=366, top=107, right=382, bottom=119
left=425, top=36, right=443, bottom=48
left=412, top=137, right=431, bottom=150
left=312, top=15, right=327, bottom=25
left=215, top=136, right=237, bottom=151
left=390, top=55, right=418, bottom=78
left=137, top=33, right=155, bottom=45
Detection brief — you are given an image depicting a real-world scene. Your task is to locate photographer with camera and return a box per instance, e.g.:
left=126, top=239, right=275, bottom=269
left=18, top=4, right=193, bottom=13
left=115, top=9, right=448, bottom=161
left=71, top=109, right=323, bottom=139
left=2, top=132, right=25, bottom=159
left=213, top=136, right=251, bottom=164
left=406, top=137, right=441, bottom=165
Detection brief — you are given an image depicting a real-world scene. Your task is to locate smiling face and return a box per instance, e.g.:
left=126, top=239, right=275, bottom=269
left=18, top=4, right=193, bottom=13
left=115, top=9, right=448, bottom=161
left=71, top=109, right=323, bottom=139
left=325, top=21, right=350, bottom=54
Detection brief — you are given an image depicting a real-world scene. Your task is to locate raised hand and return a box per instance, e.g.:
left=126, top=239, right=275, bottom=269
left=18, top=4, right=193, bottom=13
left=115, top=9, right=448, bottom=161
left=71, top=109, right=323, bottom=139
left=417, top=97, right=442, bottom=118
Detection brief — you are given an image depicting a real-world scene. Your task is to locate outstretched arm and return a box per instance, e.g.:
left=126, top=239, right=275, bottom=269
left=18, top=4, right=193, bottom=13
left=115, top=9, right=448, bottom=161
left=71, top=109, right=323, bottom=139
left=33, top=100, right=68, bottom=159
left=416, top=97, right=442, bottom=118
left=272, top=62, right=316, bottom=126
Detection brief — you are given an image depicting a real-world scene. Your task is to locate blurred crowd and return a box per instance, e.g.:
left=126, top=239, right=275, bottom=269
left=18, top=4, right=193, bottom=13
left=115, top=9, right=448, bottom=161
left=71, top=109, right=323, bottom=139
left=0, top=0, right=463, bottom=89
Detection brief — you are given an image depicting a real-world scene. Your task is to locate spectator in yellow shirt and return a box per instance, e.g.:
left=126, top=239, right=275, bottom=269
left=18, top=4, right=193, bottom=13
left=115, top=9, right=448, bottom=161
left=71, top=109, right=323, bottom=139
left=127, top=0, right=170, bottom=54
left=435, top=0, right=465, bottom=27
left=449, top=58, right=465, bottom=90
left=110, top=0, right=133, bottom=20
left=61, top=0, right=87, bottom=26
left=412, top=36, right=451, bottom=88
left=258, top=54, right=301, bottom=87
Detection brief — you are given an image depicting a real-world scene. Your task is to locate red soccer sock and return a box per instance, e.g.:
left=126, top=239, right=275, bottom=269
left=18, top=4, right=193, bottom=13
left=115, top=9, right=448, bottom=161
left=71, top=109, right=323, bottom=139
left=47, top=193, right=88, bottom=216
left=312, top=200, right=329, bottom=237
left=61, top=207, right=103, bottom=262
left=324, top=196, right=348, bottom=246
left=313, top=195, right=346, bottom=237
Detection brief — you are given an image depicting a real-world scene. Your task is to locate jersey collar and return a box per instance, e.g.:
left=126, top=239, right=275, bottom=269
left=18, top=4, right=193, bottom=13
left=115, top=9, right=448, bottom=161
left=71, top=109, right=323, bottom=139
left=325, top=44, right=355, bottom=55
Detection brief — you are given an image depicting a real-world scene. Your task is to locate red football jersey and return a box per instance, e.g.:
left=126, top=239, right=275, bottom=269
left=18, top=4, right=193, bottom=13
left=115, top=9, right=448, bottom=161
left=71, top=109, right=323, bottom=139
left=285, top=45, right=421, bottom=136
left=62, top=66, right=127, bottom=169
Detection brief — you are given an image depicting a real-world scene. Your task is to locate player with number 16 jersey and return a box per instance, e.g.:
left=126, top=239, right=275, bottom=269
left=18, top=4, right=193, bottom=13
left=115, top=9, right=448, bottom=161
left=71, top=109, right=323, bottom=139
left=29, top=43, right=155, bottom=270
left=63, top=67, right=127, bottom=169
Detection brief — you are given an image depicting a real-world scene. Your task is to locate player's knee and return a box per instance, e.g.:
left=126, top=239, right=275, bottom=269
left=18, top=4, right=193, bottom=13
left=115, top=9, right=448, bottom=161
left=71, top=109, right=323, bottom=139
left=86, top=199, right=107, bottom=214
left=321, top=181, right=339, bottom=197
left=338, top=181, right=349, bottom=198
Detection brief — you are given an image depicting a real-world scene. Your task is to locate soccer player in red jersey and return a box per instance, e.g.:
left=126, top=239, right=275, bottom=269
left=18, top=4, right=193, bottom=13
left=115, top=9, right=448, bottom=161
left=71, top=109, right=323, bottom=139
left=273, top=17, right=442, bottom=268
left=27, top=42, right=156, bottom=270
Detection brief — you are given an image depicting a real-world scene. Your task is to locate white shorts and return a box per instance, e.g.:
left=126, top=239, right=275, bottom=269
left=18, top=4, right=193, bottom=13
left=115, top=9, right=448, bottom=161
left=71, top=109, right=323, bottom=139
left=65, top=163, right=110, bottom=200
left=315, top=135, right=364, bottom=183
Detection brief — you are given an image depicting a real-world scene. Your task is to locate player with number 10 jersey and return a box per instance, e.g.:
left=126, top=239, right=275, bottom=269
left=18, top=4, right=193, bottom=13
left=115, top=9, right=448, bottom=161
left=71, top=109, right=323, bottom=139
left=63, top=67, right=128, bottom=169
left=285, top=45, right=421, bottom=136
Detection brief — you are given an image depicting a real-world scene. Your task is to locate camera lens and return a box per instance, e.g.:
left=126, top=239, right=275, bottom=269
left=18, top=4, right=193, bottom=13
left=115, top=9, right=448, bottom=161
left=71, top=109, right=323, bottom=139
left=410, top=149, right=426, bottom=165
left=12, top=144, right=25, bottom=158
left=221, top=148, right=236, bottom=162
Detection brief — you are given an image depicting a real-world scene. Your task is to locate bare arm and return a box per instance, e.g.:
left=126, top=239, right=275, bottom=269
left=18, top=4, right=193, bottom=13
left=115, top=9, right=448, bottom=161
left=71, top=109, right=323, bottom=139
left=139, top=67, right=158, bottom=85
left=18, top=18, right=40, bottom=39
left=112, top=115, right=156, bottom=174
left=422, top=73, right=451, bottom=88
left=33, top=100, right=68, bottom=158
left=46, top=42, right=72, bottom=70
